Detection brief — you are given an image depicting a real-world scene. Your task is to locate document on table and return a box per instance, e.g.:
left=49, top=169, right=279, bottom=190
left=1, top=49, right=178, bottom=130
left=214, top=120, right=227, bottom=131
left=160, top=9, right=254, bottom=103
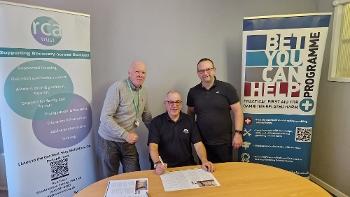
left=160, top=168, right=220, bottom=192
left=104, top=178, right=148, bottom=197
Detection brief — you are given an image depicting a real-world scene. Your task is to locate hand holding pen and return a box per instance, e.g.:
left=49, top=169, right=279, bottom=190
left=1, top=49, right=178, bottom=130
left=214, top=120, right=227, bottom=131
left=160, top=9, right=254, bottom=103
left=154, top=156, right=167, bottom=175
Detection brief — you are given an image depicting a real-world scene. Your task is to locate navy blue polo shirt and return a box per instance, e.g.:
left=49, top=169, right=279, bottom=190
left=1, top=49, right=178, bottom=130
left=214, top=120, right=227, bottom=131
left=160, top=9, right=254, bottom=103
left=187, top=80, right=240, bottom=145
left=148, top=112, right=201, bottom=168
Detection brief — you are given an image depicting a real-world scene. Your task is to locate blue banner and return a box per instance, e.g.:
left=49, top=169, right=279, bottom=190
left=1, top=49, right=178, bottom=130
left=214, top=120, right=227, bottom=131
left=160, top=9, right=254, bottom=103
left=239, top=13, right=331, bottom=176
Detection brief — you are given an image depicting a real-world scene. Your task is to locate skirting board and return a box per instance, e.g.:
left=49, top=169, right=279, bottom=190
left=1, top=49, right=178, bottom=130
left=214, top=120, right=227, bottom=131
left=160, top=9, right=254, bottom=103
left=310, top=174, right=348, bottom=197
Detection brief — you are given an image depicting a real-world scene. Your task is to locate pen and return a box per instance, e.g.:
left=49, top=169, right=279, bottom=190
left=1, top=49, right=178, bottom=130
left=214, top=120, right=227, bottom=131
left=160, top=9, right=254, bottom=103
left=158, top=156, right=164, bottom=166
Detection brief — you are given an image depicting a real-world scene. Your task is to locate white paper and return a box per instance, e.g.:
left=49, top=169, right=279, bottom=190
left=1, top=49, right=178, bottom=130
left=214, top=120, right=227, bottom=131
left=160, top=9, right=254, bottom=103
left=160, top=168, right=220, bottom=192
left=105, top=178, right=148, bottom=197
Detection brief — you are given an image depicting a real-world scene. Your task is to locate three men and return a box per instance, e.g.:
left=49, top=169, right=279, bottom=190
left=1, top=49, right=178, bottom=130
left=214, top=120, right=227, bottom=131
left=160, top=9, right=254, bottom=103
left=98, top=58, right=243, bottom=177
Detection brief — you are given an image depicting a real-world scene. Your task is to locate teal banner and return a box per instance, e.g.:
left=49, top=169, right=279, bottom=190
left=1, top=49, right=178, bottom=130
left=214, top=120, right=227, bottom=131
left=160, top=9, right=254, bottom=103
left=0, top=47, right=90, bottom=59
left=0, top=2, right=96, bottom=196
left=239, top=13, right=331, bottom=177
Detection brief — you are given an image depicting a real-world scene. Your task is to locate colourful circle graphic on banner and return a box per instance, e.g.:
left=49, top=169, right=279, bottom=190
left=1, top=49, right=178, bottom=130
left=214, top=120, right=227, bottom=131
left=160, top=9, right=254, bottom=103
left=31, top=16, right=62, bottom=46
left=4, top=60, right=73, bottom=119
left=32, top=94, right=92, bottom=148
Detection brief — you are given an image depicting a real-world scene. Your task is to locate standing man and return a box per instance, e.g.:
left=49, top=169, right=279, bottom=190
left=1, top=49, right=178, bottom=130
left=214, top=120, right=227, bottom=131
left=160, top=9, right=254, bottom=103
left=187, top=58, right=244, bottom=163
left=148, top=90, right=214, bottom=175
left=97, top=60, right=152, bottom=178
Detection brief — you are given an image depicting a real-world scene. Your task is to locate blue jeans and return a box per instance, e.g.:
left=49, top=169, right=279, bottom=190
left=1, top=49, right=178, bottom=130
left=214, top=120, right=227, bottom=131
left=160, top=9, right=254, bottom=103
left=98, top=135, right=140, bottom=178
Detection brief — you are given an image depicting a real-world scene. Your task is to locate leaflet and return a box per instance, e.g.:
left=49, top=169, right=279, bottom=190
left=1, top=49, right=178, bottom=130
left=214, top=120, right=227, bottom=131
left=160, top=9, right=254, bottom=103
left=105, top=178, right=148, bottom=197
left=160, top=168, right=220, bottom=192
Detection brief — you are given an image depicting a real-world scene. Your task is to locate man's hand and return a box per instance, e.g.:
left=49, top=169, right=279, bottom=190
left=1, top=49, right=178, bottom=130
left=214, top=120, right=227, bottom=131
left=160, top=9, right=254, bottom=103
left=154, top=163, right=167, bottom=175
left=232, top=132, right=243, bottom=149
left=126, top=132, right=139, bottom=144
left=201, top=161, right=215, bottom=172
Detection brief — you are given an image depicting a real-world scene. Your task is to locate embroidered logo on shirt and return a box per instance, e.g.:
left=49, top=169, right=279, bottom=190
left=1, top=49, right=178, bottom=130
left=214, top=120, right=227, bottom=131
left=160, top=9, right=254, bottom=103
left=216, top=91, right=220, bottom=94
left=183, top=129, right=189, bottom=134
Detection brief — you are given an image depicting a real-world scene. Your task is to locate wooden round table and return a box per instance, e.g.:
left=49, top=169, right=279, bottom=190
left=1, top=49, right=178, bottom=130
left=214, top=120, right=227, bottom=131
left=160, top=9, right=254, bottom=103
left=75, top=162, right=331, bottom=197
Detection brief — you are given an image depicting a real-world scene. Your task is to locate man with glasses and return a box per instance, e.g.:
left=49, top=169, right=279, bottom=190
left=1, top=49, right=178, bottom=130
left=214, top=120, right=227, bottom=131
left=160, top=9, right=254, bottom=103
left=148, top=90, right=214, bottom=175
left=187, top=58, right=244, bottom=163
left=97, top=60, right=152, bottom=178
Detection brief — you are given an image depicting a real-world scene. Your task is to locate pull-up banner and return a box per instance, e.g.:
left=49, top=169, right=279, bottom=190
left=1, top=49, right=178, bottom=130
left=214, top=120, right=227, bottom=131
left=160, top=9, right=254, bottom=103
left=0, top=1, right=96, bottom=196
left=239, top=13, right=331, bottom=176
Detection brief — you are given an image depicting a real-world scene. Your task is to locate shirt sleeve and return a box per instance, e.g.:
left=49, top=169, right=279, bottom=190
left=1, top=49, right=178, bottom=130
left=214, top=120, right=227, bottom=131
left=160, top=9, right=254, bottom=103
left=186, top=88, right=195, bottom=107
left=141, top=90, right=152, bottom=130
left=148, top=118, right=160, bottom=145
left=190, top=117, right=202, bottom=144
left=226, top=83, right=240, bottom=105
left=99, top=82, right=128, bottom=140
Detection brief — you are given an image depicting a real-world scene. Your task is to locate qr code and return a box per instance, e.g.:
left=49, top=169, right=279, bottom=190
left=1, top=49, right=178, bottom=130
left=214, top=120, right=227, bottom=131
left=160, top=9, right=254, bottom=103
left=50, top=158, right=69, bottom=180
left=295, top=127, right=312, bottom=142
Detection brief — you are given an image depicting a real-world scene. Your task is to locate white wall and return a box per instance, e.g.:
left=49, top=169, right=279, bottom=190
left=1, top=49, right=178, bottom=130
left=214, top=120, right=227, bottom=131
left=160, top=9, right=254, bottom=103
left=310, top=0, right=350, bottom=196
left=0, top=0, right=322, bottom=189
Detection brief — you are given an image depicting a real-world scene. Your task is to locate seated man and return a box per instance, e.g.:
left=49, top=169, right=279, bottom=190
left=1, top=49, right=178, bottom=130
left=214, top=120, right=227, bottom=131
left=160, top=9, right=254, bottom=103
left=148, top=90, right=214, bottom=175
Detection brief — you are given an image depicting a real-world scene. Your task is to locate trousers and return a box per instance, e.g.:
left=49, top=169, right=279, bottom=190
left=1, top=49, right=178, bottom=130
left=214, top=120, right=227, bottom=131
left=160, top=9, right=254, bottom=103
left=98, top=135, right=140, bottom=178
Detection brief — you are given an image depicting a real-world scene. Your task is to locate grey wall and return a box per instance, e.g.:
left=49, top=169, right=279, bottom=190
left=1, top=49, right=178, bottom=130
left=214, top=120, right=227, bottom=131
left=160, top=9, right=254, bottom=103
left=7, top=0, right=350, bottom=195
left=0, top=125, right=2, bottom=153
left=311, top=0, right=350, bottom=195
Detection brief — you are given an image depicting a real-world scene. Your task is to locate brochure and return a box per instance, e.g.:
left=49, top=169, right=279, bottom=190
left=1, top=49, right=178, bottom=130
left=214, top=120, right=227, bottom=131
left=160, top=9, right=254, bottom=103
left=104, top=178, right=148, bottom=197
left=160, top=168, right=220, bottom=192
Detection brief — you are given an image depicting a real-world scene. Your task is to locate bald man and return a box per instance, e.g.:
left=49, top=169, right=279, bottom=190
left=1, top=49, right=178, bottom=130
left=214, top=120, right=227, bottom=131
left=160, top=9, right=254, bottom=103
left=98, top=61, right=152, bottom=178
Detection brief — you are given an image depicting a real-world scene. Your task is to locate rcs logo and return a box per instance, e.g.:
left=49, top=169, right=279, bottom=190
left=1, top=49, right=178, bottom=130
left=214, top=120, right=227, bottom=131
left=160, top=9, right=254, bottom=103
left=31, top=16, right=62, bottom=46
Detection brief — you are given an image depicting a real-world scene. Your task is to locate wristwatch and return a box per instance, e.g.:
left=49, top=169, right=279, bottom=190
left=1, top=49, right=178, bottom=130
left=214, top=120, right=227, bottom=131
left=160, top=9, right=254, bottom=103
left=153, top=161, right=161, bottom=168
left=234, top=129, right=243, bottom=135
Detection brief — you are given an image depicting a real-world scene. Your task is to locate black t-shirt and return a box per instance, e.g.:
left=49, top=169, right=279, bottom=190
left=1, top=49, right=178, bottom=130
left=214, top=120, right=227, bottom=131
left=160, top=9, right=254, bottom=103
left=187, top=80, right=240, bottom=145
left=148, top=112, right=202, bottom=168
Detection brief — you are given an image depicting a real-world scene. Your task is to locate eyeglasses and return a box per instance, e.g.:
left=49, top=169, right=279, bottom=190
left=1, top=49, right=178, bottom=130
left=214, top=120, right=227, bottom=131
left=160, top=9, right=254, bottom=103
left=165, top=100, right=182, bottom=105
left=197, top=67, right=215, bottom=74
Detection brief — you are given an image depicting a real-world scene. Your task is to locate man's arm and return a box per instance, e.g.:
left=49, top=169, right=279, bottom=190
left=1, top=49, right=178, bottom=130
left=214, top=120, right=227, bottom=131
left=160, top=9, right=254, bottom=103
left=149, top=143, right=161, bottom=164
left=100, top=82, right=137, bottom=144
left=142, top=98, right=152, bottom=129
left=187, top=106, right=195, bottom=118
left=100, top=83, right=126, bottom=138
left=194, top=142, right=214, bottom=172
left=149, top=143, right=167, bottom=174
left=231, top=102, right=244, bottom=149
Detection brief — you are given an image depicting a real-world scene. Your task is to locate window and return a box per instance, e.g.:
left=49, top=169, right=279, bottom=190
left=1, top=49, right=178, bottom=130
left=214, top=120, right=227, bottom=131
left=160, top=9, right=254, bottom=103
left=328, top=0, right=350, bottom=82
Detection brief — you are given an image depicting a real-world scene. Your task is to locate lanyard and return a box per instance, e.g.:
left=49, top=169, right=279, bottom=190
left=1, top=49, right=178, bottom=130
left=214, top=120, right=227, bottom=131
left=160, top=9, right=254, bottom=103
left=127, top=80, right=140, bottom=117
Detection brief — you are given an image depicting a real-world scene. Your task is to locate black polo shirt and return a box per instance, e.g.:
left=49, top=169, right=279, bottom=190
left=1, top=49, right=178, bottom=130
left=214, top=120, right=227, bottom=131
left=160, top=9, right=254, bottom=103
left=148, top=112, right=201, bottom=168
left=187, top=80, right=240, bottom=145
